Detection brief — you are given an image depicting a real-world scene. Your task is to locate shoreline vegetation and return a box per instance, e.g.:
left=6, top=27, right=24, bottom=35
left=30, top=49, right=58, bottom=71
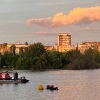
left=0, top=42, right=100, bottom=70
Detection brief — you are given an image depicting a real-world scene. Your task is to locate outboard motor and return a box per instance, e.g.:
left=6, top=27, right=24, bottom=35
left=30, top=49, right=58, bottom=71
left=53, top=87, right=58, bottom=90
left=21, top=76, right=29, bottom=83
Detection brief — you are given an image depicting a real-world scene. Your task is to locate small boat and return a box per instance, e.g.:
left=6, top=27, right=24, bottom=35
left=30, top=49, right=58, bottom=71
left=0, top=77, right=29, bottom=84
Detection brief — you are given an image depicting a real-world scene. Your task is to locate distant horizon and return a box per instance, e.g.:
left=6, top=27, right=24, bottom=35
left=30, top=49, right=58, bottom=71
left=1, top=37, right=100, bottom=46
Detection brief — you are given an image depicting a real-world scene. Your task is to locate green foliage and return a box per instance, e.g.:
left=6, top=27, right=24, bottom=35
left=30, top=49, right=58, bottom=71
left=64, top=48, right=100, bottom=70
left=32, top=54, right=48, bottom=70
left=2, top=51, right=17, bottom=68
left=0, top=53, right=3, bottom=68
left=26, top=42, right=46, bottom=59
left=10, top=44, right=16, bottom=55
left=16, top=57, right=32, bottom=69
left=1, top=42, right=100, bottom=70
left=3, top=43, right=7, bottom=46
left=24, top=42, right=28, bottom=45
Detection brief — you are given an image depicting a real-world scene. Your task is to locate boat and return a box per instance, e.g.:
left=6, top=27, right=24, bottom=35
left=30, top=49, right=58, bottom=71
left=0, top=77, right=29, bottom=84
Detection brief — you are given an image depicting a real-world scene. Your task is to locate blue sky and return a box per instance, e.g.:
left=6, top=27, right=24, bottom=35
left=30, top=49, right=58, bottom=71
left=0, top=0, right=100, bottom=46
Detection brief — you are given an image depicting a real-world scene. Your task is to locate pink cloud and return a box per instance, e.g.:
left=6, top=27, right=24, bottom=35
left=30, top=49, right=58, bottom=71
left=35, top=31, right=57, bottom=35
left=78, top=27, right=100, bottom=31
left=27, top=6, right=100, bottom=29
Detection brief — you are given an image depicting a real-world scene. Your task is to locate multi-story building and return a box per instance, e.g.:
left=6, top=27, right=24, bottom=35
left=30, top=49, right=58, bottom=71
left=55, top=33, right=73, bottom=52
left=0, top=42, right=29, bottom=54
left=0, top=34, right=100, bottom=54
left=77, top=42, right=100, bottom=53
left=58, top=33, right=71, bottom=46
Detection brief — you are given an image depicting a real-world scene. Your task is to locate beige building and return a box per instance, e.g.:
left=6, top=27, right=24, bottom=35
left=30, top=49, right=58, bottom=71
left=58, top=33, right=71, bottom=46
left=1, top=34, right=100, bottom=54
left=55, top=33, right=73, bottom=52
left=76, top=42, right=100, bottom=53
left=0, top=42, right=29, bottom=54
left=44, top=46, right=54, bottom=51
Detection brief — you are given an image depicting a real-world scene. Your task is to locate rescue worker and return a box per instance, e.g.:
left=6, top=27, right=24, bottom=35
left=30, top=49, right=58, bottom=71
left=12, top=69, right=18, bottom=80
left=13, top=71, right=18, bottom=80
left=5, top=71, right=12, bottom=80
left=0, top=72, right=3, bottom=80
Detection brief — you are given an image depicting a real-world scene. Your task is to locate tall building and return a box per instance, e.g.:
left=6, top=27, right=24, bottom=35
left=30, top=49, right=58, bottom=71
left=56, top=33, right=72, bottom=52
left=58, top=33, right=71, bottom=46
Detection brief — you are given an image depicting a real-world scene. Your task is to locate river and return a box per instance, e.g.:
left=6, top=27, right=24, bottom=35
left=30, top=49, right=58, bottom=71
left=0, top=69, right=100, bottom=100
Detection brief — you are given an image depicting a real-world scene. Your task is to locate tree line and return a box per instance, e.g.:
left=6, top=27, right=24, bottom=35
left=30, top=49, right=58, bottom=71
left=0, top=42, right=100, bottom=70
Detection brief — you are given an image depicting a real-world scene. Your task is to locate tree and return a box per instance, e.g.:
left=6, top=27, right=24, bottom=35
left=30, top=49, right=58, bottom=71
left=32, top=52, right=48, bottom=70
left=19, top=47, right=24, bottom=54
left=46, top=51, right=64, bottom=69
left=16, top=57, right=32, bottom=69
left=26, top=42, right=46, bottom=59
left=84, top=48, right=94, bottom=60
left=24, top=42, right=28, bottom=45
left=0, top=53, right=3, bottom=68
left=3, top=43, right=7, bottom=46
left=2, top=51, right=17, bottom=68
left=10, top=44, right=16, bottom=55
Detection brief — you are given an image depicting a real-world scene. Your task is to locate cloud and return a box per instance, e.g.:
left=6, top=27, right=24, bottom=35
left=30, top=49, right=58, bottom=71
left=35, top=31, right=70, bottom=35
left=27, top=6, right=100, bottom=29
left=35, top=31, right=57, bottom=35
left=78, top=27, right=100, bottom=31
left=27, top=17, right=55, bottom=28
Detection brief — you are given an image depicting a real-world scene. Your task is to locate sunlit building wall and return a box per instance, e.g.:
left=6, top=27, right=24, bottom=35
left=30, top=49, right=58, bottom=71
left=44, top=46, right=54, bottom=51
left=58, top=33, right=71, bottom=46
left=57, top=33, right=72, bottom=52
left=77, top=42, right=100, bottom=53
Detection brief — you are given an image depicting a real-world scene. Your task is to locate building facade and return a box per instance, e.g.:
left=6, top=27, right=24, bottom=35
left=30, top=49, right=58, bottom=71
left=56, top=33, right=72, bottom=52
left=58, top=33, right=71, bottom=46
left=0, top=34, right=100, bottom=54
left=77, top=42, right=100, bottom=53
left=0, top=42, right=29, bottom=54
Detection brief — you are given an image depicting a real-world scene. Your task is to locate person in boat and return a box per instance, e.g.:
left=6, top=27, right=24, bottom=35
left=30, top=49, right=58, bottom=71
left=46, top=85, right=51, bottom=89
left=46, top=85, right=58, bottom=90
left=14, top=71, right=18, bottom=80
left=5, top=71, right=12, bottom=80
left=12, top=69, right=18, bottom=80
left=0, top=72, right=3, bottom=80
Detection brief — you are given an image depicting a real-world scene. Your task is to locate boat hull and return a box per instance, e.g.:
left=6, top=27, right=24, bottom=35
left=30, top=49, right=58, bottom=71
left=0, top=79, right=29, bottom=84
left=0, top=79, right=22, bottom=84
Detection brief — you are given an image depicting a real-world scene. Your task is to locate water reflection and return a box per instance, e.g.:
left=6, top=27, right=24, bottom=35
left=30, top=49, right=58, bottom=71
left=0, top=69, right=99, bottom=100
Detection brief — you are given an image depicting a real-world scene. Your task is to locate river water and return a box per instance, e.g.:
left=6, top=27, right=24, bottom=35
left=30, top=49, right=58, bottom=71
left=0, top=69, right=100, bottom=100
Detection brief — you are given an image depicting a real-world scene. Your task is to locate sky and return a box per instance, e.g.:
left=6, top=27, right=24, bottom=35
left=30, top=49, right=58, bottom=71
left=0, top=0, right=100, bottom=46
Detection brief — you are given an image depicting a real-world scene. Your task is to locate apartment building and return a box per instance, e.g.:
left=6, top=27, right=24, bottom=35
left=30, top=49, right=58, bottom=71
left=77, top=42, right=100, bottom=53
left=55, top=33, right=73, bottom=52
left=58, top=33, right=71, bottom=46
left=0, top=34, right=100, bottom=54
left=0, top=42, right=29, bottom=54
